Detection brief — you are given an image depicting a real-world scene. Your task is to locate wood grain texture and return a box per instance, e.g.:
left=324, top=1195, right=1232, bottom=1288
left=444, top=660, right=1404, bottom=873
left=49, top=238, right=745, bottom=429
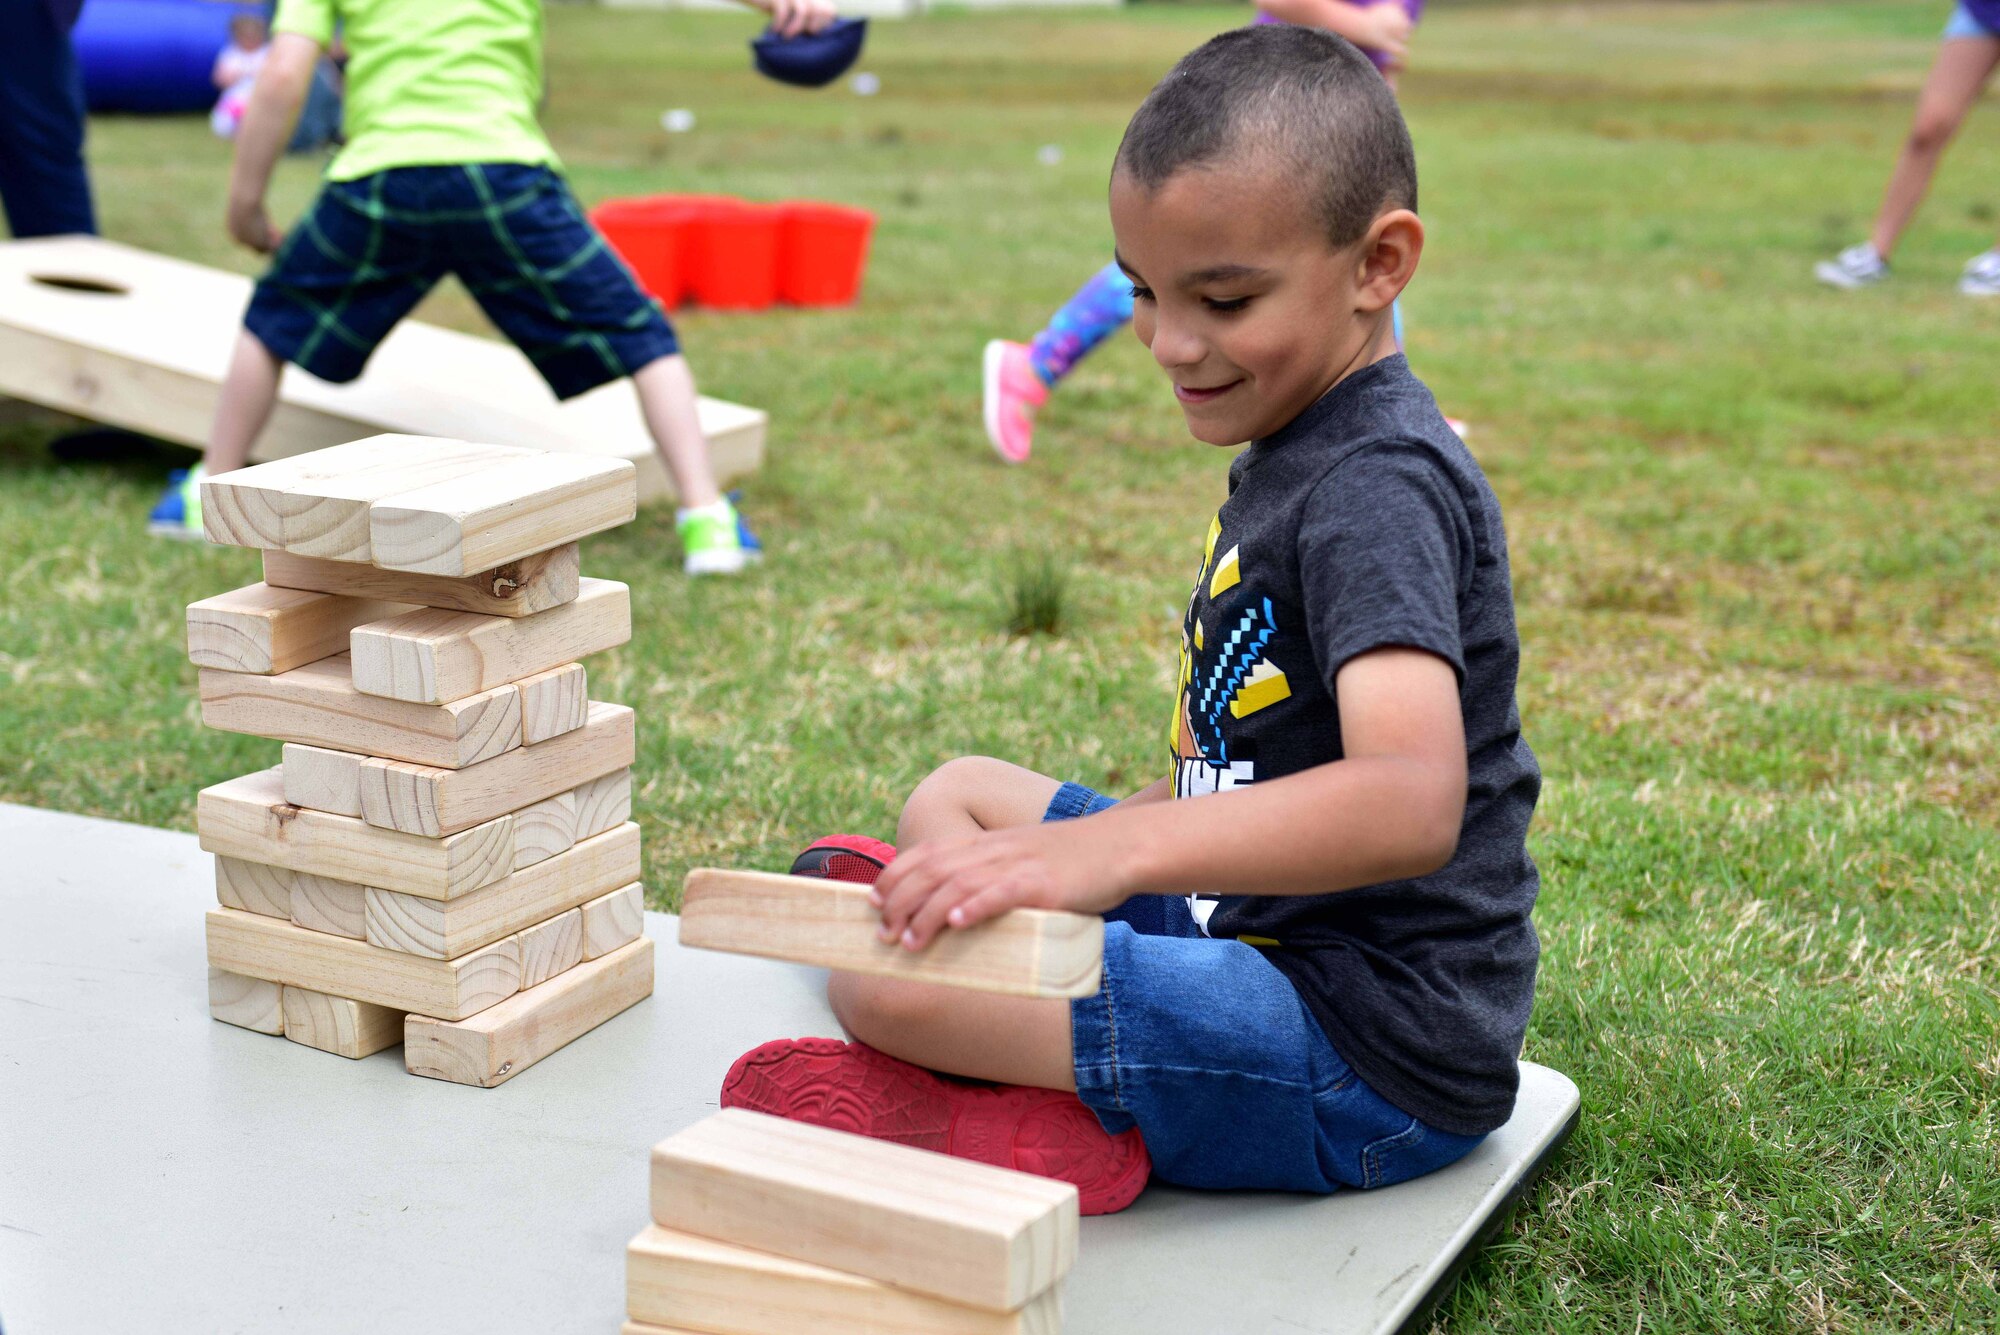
left=208, top=968, right=285, bottom=1034
left=200, top=437, right=416, bottom=550
left=364, top=822, right=641, bottom=959
left=572, top=768, right=632, bottom=840
left=348, top=578, right=630, bottom=704
left=357, top=702, right=634, bottom=836
left=650, top=1110, right=1079, bottom=1312
left=280, top=743, right=366, bottom=817
left=624, top=1225, right=1064, bottom=1335
left=262, top=543, right=581, bottom=618
left=280, top=986, right=404, bottom=1058
left=186, top=582, right=410, bottom=675
left=516, top=662, right=589, bottom=745
left=366, top=453, right=638, bottom=576
left=513, top=907, right=584, bottom=989
left=510, top=790, right=578, bottom=871
left=197, top=768, right=517, bottom=901
left=404, top=936, right=653, bottom=1088
left=206, top=906, right=520, bottom=1021
left=200, top=654, right=525, bottom=769
left=579, top=882, right=644, bottom=960
left=213, top=856, right=294, bottom=918
left=289, top=874, right=367, bottom=939
left=268, top=438, right=533, bottom=563
left=678, top=869, right=1104, bottom=1000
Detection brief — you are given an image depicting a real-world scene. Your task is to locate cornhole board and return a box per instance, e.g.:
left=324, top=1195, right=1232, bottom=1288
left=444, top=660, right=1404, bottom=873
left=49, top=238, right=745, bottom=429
left=0, top=802, right=1578, bottom=1335
left=0, top=236, right=765, bottom=504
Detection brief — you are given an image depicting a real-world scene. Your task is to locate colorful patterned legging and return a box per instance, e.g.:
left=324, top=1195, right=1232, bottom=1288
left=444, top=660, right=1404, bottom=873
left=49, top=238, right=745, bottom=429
left=1026, top=260, right=1405, bottom=389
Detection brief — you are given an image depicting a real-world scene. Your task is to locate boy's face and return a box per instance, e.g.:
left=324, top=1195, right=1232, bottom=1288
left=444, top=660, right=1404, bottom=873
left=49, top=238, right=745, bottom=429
left=1111, top=158, right=1402, bottom=447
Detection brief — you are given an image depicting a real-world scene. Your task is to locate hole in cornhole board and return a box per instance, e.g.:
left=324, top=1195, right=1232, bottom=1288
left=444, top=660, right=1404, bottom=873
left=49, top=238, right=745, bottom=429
left=30, top=273, right=130, bottom=296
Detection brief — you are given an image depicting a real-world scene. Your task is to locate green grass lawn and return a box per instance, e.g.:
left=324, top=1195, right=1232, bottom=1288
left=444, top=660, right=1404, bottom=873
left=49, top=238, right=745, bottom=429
left=4, top=1, right=1997, bottom=1327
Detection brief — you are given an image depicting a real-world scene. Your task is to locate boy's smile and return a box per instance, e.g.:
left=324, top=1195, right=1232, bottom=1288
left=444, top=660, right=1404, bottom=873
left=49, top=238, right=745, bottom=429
left=1110, top=157, right=1414, bottom=446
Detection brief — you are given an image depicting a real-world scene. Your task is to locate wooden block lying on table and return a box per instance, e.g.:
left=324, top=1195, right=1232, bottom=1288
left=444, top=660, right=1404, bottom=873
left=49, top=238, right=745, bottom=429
left=678, top=869, right=1103, bottom=1000
left=366, top=452, right=637, bottom=576
left=514, top=907, right=584, bottom=989
left=209, top=968, right=285, bottom=1034
left=206, top=906, right=519, bottom=1021
left=405, top=936, right=653, bottom=1088
left=349, top=578, right=631, bottom=704
left=201, top=655, right=532, bottom=769
left=281, top=986, right=403, bottom=1058
left=262, top=543, right=581, bottom=619
left=580, top=882, right=643, bottom=960
left=198, top=768, right=518, bottom=900
left=364, top=825, right=641, bottom=959
left=281, top=743, right=366, bottom=817
left=186, top=582, right=412, bottom=675
left=650, top=1109, right=1079, bottom=1312
left=351, top=703, right=632, bottom=836
left=214, top=856, right=294, bottom=918
left=625, top=1225, right=1064, bottom=1335
left=516, top=662, right=588, bottom=744
left=289, top=875, right=366, bottom=938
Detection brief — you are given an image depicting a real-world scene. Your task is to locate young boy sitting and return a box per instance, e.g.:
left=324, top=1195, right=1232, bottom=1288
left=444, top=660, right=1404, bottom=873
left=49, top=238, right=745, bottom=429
left=151, top=0, right=832, bottom=573
left=723, top=25, right=1543, bottom=1212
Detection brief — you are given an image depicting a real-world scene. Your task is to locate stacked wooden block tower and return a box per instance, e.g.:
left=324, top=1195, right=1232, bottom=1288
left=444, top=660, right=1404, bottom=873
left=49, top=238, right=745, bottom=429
left=190, top=435, right=655, bottom=1086
left=627, top=1109, right=1078, bottom=1335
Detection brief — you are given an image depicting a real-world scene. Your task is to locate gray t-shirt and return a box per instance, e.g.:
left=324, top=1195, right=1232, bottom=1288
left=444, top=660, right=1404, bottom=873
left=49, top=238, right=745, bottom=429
left=1168, top=355, right=1541, bottom=1136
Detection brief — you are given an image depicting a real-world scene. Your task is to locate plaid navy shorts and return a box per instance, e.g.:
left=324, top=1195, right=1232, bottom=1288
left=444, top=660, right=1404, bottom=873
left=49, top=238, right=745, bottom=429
left=245, top=163, right=678, bottom=401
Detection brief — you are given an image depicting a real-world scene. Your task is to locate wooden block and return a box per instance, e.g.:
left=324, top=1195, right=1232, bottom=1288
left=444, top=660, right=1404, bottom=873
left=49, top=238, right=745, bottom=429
left=516, top=662, right=588, bottom=745
left=511, top=790, right=577, bottom=871
left=405, top=936, right=653, bottom=1088
left=186, top=582, right=412, bottom=675
left=625, top=1225, right=1063, bottom=1335
left=199, top=436, right=417, bottom=550
left=280, top=743, right=365, bottom=817
left=262, top=544, right=581, bottom=619
left=679, top=869, right=1103, bottom=1000
left=208, top=968, right=284, bottom=1034
left=348, top=578, right=631, bottom=704
left=364, top=823, right=641, bottom=959
left=280, top=986, right=404, bottom=1059
left=289, top=874, right=367, bottom=939
left=357, top=702, right=634, bottom=836
left=206, top=907, right=519, bottom=1021
left=366, top=452, right=638, bottom=576
left=579, top=882, right=643, bottom=960
left=572, top=768, right=632, bottom=841
left=650, top=1109, right=1078, bottom=1312
left=513, top=907, right=583, bottom=989
left=200, top=654, right=525, bottom=769
left=198, top=768, right=516, bottom=901
left=213, top=856, right=293, bottom=918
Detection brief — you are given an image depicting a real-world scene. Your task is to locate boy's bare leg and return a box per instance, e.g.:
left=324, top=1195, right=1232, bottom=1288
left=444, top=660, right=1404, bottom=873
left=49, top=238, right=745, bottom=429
left=631, top=353, right=723, bottom=509
left=894, top=756, right=1065, bottom=845
left=1869, top=38, right=2000, bottom=259
left=207, top=329, right=283, bottom=475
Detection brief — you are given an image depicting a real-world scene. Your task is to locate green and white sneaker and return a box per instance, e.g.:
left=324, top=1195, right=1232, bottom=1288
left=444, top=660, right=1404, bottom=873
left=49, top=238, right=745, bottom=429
left=677, top=498, right=747, bottom=576
left=147, top=464, right=206, bottom=539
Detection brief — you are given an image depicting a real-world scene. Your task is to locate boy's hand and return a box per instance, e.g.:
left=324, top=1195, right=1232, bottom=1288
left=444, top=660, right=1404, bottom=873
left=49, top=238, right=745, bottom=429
left=226, top=197, right=281, bottom=255
left=871, top=819, right=1132, bottom=951
left=1353, top=1, right=1412, bottom=63
left=759, top=0, right=836, bottom=38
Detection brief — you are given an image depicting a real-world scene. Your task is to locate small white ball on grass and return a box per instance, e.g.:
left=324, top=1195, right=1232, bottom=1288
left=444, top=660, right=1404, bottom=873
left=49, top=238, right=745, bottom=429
left=661, top=108, right=696, bottom=133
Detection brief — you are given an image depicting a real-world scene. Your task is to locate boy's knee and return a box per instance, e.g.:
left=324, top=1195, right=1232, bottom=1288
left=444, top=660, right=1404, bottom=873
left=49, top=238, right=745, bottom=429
left=828, top=971, right=937, bottom=1048
left=897, top=755, right=1011, bottom=842
left=1909, top=112, right=1958, bottom=154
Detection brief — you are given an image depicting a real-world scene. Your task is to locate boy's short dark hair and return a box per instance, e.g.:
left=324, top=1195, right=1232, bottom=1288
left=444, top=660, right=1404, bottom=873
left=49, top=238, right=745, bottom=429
left=1113, top=25, right=1417, bottom=248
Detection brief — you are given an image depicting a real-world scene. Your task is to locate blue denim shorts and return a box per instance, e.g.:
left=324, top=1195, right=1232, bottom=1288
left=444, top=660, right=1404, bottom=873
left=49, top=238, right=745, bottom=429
left=1046, top=782, right=1486, bottom=1192
left=1945, top=3, right=1999, bottom=40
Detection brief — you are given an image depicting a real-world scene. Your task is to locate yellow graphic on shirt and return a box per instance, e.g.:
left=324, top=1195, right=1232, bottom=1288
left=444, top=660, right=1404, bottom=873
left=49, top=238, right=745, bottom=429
left=1229, top=658, right=1292, bottom=719
left=1170, top=507, right=1288, bottom=790
left=1208, top=544, right=1241, bottom=598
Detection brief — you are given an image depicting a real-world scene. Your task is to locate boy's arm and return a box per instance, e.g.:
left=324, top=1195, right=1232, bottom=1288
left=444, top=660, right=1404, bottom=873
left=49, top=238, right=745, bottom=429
left=1255, top=0, right=1411, bottom=65
left=734, top=0, right=836, bottom=39
left=873, top=647, right=1466, bottom=948
left=1121, top=776, right=1174, bottom=806
left=224, top=33, right=322, bottom=254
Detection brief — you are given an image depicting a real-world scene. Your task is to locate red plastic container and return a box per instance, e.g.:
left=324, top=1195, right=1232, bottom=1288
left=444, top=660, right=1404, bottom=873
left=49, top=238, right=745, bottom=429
left=779, top=203, right=875, bottom=306
left=591, top=197, right=692, bottom=308
left=687, top=199, right=785, bottom=310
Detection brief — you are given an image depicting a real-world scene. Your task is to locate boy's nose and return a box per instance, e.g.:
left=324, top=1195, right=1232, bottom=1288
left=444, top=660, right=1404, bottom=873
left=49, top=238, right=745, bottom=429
left=1147, top=315, right=1204, bottom=372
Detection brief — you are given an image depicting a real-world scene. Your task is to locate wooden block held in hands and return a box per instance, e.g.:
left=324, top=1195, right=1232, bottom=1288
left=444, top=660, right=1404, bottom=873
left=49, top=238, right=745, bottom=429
left=281, top=986, right=404, bottom=1059
left=679, top=869, right=1103, bottom=1000
left=364, top=823, right=641, bottom=959
left=357, top=702, right=633, bottom=836
left=206, top=907, right=520, bottom=1021
left=516, top=662, right=588, bottom=745
left=349, top=578, right=630, bottom=704
left=289, top=874, right=367, bottom=939
left=187, top=582, right=411, bottom=675
left=200, top=654, right=526, bottom=769
left=262, top=543, right=582, bottom=618
left=198, top=768, right=516, bottom=901
left=366, top=452, right=637, bottom=576
left=405, top=936, right=653, bottom=1088
left=579, top=882, right=643, bottom=960
left=649, top=1109, right=1079, bottom=1312
left=209, top=968, right=285, bottom=1034
left=281, top=743, right=366, bottom=817
left=625, top=1225, right=1064, bottom=1335
left=214, top=856, right=294, bottom=918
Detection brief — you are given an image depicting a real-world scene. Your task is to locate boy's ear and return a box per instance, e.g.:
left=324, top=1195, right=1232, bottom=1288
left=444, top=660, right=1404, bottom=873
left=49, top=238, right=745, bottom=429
left=1353, top=209, right=1424, bottom=314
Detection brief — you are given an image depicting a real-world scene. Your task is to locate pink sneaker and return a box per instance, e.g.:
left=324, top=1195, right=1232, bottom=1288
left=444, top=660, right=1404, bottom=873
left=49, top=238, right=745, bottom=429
left=982, top=339, right=1047, bottom=464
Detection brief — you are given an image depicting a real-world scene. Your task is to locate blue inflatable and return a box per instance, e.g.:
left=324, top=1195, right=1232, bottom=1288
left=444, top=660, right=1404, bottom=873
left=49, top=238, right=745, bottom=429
left=74, top=0, right=266, bottom=114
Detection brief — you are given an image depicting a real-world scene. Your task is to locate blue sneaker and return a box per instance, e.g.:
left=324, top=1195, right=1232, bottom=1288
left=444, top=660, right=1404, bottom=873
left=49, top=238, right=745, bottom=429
left=728, top=489, right=765, bottom=563
left=148, top=465, right=206, bottom=539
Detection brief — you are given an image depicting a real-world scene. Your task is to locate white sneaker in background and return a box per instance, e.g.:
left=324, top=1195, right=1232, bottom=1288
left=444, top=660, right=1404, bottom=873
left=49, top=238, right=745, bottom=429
left=1814, top=242, right=1889, bottom=290
left=1958, top=249, right=2000, bottom=297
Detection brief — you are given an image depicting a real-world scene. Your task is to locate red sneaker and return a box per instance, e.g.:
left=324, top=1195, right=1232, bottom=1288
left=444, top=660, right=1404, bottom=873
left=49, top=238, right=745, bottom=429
left=721, top=1037, right=1151, bottom=1215
left=788, top=834, right=898, bottom=885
